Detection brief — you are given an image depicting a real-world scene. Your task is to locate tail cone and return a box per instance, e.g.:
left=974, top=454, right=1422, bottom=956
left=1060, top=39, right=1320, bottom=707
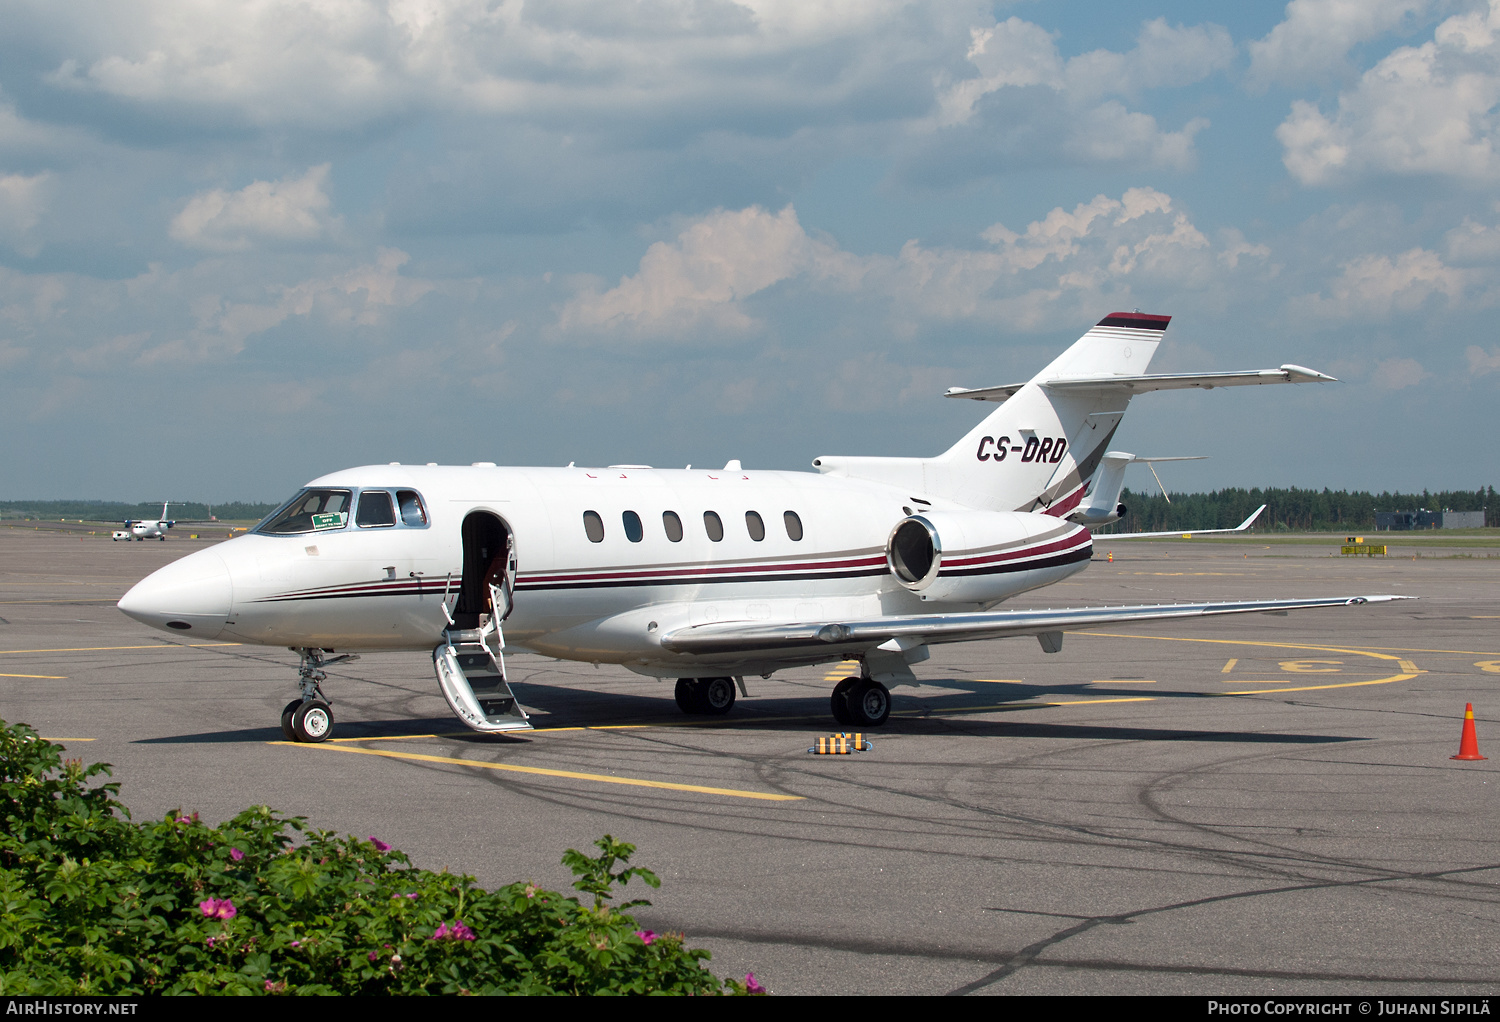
left=1451, top=703, right=1487, bottom=761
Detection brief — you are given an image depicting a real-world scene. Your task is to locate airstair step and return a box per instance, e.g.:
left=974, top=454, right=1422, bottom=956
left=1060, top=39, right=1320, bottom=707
left=433, top=637, right=531, bottom=733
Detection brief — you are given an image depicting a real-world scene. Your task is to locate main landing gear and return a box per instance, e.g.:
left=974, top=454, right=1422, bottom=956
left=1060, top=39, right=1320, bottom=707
left=674, top=677, right=737, bottom=715
left=830, top=676, right=891, bottom=727
left=281, top=647, right=358, bottom=743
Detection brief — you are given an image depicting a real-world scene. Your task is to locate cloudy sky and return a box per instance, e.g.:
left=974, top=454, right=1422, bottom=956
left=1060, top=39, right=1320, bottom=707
left=3, top=0, right=1498, bottom=502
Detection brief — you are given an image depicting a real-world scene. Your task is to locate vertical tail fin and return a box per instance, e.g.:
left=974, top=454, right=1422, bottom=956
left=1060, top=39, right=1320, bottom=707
left=813, top=312, right=1171, bottom=511
left=929, top=313, right=1170, bottom=512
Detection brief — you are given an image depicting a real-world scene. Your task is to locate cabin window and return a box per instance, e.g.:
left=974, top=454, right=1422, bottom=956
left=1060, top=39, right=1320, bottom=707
left=703, top=511, right=724, bottom=542
left=583, top=510, right=605, bottom=543
left=397, top=490, right=428, bottom=527
left=783, top=510, right=803, bottom=541
left=356, top=490, right=396, bottom=528
left=663, top=510, right=684, bottom=542
left=623, top=510, right=644, bottom=543
left=258, top=489, right=352, bottom=535
left=745, top=510, right=765, bottom=541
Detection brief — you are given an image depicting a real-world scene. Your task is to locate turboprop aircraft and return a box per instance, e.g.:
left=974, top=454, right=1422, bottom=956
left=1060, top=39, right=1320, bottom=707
left=112, top=503, right=176, bottom=541
left=117, top=312, right=1402, bottom=743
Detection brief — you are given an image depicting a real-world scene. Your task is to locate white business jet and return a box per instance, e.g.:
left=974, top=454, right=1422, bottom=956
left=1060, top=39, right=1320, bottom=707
left=118, top=312, right=1399, bottom=743
left=112, top=503, right=176, bottom=541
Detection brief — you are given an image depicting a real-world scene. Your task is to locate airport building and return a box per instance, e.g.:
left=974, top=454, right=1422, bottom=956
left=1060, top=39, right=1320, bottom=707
left=1375, top=509, right=1486, bottom=530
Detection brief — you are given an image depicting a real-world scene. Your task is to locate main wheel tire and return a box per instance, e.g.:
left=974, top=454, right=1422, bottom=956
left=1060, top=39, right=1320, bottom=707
left=830, top=677, right=858, bottom=724
left=700, top=676, right=736, bottom=715
left=674, top=678, right=703, bottom=714
left=280, top=699, right=303, bottom=741
left=847, top=679, right=891, bottom=727
left=291, top=699, right=334, bottom=742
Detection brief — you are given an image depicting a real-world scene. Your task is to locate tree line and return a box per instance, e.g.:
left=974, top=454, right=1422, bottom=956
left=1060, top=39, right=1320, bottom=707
left=0, top=500, right=280, bottom=523
left=1096, top=486, right=1497, bottom=533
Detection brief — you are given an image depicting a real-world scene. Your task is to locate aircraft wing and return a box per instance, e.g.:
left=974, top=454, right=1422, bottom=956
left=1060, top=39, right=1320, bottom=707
left=658, top=594, right=1408, bottom=655
left=945, top=365, right=1336, bottom=403
left=1095, top=504, right=1267, bottom=540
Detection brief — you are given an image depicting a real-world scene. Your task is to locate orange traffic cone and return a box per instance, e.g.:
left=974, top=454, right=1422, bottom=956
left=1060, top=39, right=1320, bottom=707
left=1451, top=703, right=1487, bottom=761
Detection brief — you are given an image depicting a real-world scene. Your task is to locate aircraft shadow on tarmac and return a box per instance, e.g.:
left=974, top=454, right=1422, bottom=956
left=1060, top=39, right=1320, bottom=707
left=134, top=680, right=1366, bottom=746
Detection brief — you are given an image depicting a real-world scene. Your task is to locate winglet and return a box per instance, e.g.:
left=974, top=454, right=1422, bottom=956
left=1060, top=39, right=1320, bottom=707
left=1235, top=505, right=1268, bottom=531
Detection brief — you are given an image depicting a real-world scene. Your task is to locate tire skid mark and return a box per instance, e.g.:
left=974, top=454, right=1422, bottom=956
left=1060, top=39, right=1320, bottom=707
left=945, top=861, right=1500, bottom=994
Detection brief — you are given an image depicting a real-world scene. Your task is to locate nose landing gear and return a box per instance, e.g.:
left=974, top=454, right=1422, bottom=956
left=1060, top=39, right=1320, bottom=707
left=281, top=648, right=358, bottom=742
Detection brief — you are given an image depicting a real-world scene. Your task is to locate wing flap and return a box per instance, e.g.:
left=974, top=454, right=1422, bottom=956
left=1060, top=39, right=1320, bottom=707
left=658, top=594, right=1408, bottom=655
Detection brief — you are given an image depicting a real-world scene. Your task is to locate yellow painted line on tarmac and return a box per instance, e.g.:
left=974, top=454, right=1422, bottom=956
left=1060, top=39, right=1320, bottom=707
left=271, top=741, right=803, bottom=802
left=0, top=672, right=68, bottom=679
left=0, top=643, right=242, bottom=655
left=39, top=738, right=95, bottom=742
left=1222, top=658, right=1238, bottom=673
left=899, top=696, right=1156, bottom=717
left=327, top=724, right=656, bottom=743
left=1077, top=632, right=1408, bottom=662
left=1312, top=644, right=1500, bottom=656
left=1220, top=674, right=1418, bottom=696
left=1075, top=632, right=1420, bottom=697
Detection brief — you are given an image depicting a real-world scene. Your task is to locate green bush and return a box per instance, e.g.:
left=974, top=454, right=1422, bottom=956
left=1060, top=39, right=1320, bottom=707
left=0, top=719, right=764, bottom=995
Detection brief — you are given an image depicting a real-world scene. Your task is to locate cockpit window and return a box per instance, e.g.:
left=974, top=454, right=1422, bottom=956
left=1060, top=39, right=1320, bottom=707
left=356, top=490, right=396, bottom=528
left=397, top=490, right=428, bottom=527
left=258, top=489, right=352, bottom=535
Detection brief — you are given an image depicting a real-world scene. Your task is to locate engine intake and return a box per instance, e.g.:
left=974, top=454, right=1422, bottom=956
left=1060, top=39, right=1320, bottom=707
left=887, top=517, right=940, bottom=590
left=885, top=511, right=1092, bottom=604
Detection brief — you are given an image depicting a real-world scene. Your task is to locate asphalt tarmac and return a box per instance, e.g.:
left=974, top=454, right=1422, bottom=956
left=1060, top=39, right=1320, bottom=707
left=2, top=529, right=1497, bottom=995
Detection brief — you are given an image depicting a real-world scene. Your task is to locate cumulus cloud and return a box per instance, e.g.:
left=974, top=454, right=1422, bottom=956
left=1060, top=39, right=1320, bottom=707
left=1466, top=344, right=1500, bottom=374
left=1297, top=247, right=1467, bottom=317
left=558, top=205, right=860, bottom=335
left=169, top=165, right=337, bottom=251
left=1248, top=0, right=1433, bottom=90
left=1445, top=209, right=1500, bottom=262
left=0, top=172, right=51, bottom=257
left=1370, top=356, right=1432, bottom=390
left=925, top=16, right=1226, bottom=176
left=560, top=190, right=1263, bottom=340
left=941, top=16, right=1232, bottom=123
left=1277, top=0, right=1500, bottom=184
left=149, top=247, right=433, bottom=361
left=38, top=0, right=936, bottom=131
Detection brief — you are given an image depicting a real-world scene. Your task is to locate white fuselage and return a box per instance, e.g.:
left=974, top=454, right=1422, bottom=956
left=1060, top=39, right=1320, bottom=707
left=118, top=463, right=1092, bottom=677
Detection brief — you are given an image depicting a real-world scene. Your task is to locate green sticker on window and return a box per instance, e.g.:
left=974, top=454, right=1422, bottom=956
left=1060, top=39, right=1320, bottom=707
left=311, top=512, right=346, bottom=530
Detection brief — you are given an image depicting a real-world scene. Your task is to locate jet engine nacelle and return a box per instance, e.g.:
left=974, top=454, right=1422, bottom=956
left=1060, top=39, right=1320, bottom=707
left=1067, top=502, right=1127, bottom=527
left=885, top=510, right=1090, bottom=604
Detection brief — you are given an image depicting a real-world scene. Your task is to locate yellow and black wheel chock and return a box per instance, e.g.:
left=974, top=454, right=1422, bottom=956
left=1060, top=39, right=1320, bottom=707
left=808, top=732, right=872, bottom=755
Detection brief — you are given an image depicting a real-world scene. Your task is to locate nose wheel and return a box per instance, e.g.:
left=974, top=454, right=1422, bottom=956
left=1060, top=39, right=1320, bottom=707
left=281, top=648, right=356, bottom=743
left=291, top=700, right=334, bottom=742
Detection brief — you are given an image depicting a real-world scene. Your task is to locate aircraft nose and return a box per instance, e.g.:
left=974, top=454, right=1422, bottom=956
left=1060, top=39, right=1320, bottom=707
left=118, top=550, right=233, bottom=639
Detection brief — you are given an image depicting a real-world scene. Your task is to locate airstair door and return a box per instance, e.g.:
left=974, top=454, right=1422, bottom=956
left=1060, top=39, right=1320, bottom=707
left=433, top=630, right=532, bottom=733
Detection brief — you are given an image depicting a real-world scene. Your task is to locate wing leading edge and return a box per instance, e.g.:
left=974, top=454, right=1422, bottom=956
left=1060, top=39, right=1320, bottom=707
left=945, top=365, right=1337, bottom=403
left=1098, top=504, right=1267, bottom=540
left=659, top=595, right=1409, bottom=656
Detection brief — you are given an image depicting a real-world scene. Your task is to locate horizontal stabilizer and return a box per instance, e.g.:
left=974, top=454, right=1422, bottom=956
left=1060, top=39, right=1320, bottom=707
left=946, top=366, right=1337, bottom=403
left=659, top=593, right=1408, bottom=656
